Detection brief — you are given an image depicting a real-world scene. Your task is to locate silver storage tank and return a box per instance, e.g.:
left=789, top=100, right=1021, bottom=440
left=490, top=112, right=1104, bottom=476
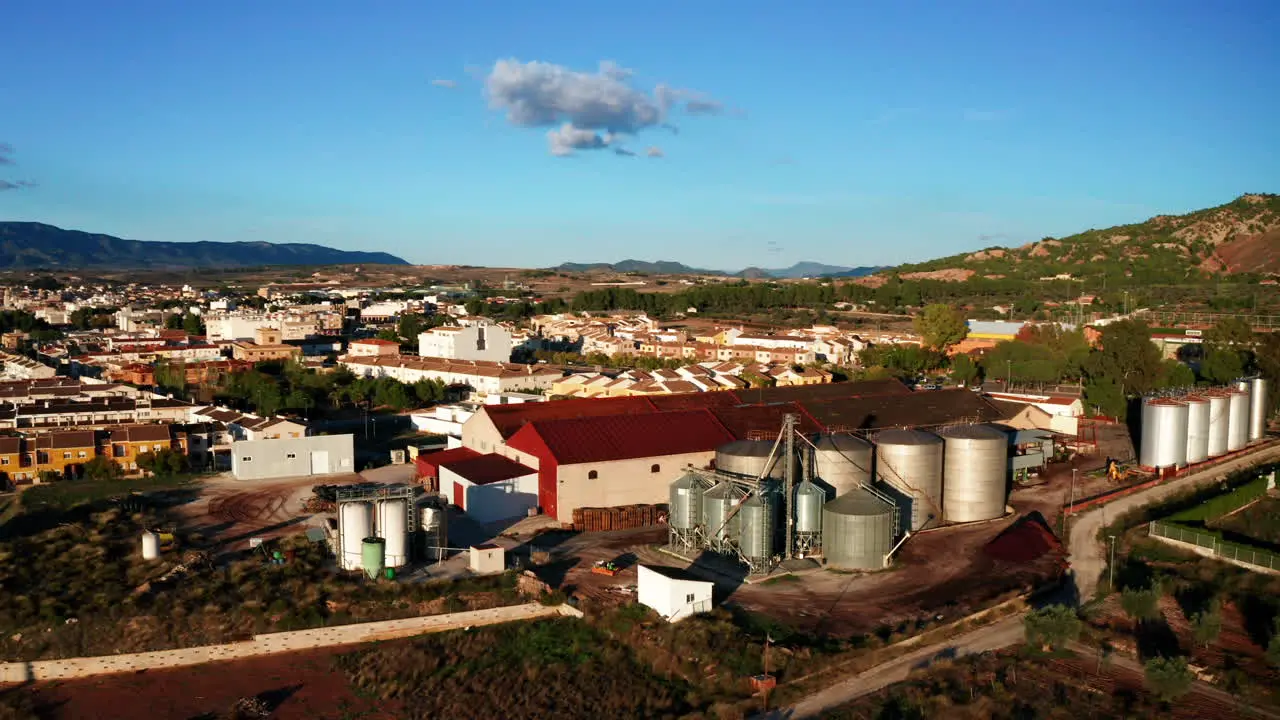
left=1206, top=391, right=1230, bottom=458
left=873, top=429, right=944, bottom=531
left=1140, top=397, right=1190, bottom=468
left=794, top=479, right=825, bottom=535
left=737, top=491, right=775, bottom=563
left=938, top=424, right=1009, bottom=523
left=812, top=434, right=874, bottom=497
left=1183, top=394, right=1211, bottom=465
left=1227, top=388, right=1250, bottom=452
left=702, top=480, right=744, bottom=543
left=822, top=488, right=895, bottom=570
left=716, top=440, right=790, bottom=481
left=1249, top=377, right=1269, bottom=442
left=668, top=473, right=706, bottom=531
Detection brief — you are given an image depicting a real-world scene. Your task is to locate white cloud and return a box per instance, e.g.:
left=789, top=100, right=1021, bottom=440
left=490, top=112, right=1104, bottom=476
left=646, top=146, right=664, bottom=158
left=547, top=123, right=607, bottom=156
left=430, top=78, right=457, bottom=89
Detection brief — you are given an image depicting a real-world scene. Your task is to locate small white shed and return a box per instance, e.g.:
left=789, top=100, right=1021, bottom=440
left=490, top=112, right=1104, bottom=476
left=637, top=564, right=714, bottom=622
left=469, top=544, right=506, bottom=574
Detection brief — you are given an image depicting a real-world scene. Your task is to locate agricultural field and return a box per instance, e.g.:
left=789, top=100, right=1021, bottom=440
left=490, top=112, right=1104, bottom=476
left=818, top=649, right=1249, bottom=720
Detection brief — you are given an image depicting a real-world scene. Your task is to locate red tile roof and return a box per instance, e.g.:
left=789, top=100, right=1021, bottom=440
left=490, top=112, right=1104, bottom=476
left=709, top=402, right=825, bottom=440
left=443, top=453, right=535, bottom=485
left=415, top=446, right=481, bottom=478
left=507, top=409, right=735, bottom=465
left=484, top=396, right=658, bottom=439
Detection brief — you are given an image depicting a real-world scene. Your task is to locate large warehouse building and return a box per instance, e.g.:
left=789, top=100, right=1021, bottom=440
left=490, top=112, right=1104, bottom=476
left=422, top=379, right=1012, bottom=524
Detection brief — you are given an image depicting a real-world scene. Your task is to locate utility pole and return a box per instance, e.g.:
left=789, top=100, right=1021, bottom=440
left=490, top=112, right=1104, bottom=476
left=1109, top=535, right=1117, bottom=591
left=1070, top=468, right=1078, bottom=518
left=1006, top=359, right=1012, bottom=389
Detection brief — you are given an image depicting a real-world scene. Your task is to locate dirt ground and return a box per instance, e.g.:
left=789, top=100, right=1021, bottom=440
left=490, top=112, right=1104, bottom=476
left=11, top=644, right=396, bottom=720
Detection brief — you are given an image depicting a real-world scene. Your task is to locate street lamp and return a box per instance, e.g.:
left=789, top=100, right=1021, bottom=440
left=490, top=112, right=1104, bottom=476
left=1108, top=534, right=1117, bottom=591
left=1006, top=359, right=1012, bottom=388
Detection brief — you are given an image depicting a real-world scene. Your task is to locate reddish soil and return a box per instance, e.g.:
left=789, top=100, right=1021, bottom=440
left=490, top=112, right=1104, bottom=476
left=8, top=645, right=395, bottom=720
left=176, top=475, right=364, bottom=548
left=1210, top=228, right=1280, bottom=274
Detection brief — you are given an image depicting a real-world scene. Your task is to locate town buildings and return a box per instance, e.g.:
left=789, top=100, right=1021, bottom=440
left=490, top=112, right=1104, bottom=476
left=417, top=319, right=513, bottom=363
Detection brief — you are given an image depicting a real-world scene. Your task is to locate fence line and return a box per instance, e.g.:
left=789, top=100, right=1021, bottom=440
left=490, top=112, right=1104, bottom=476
left=1149, top=521, right=1280, bottom=573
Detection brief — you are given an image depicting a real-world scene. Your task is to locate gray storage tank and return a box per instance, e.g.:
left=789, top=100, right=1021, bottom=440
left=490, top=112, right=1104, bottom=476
left=794, top=479, right=825, bottom=535
left=716, top=439, right=790, bottom=481
left=702, top=480, right=745, bottom=544
left=1227, top=388, right=1250, bottom=452
left=737, top=491, right=775, bottom=564
left=1249, top=377, right=1269, bottom=442
left=938, top=424, right=1009, bottom=523
left=1183, top=394, right=1210, bottom=465
left=668, top=473, right=706, bottom=531
left=1140, top=397, right=1190, bottom=468
left=812, top=434, right=874, bottom=497
left=1206, top=391, right=1230, bottom=458
left=873, top=429, right=944, bottom=531
left=822, top=488, right=895, bottom=571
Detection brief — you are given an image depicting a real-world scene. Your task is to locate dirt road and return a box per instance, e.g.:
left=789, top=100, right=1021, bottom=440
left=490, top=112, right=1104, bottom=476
left=762, top=615, right=1026, bottom=719
left=1068, top=443, right=1280, bottom=602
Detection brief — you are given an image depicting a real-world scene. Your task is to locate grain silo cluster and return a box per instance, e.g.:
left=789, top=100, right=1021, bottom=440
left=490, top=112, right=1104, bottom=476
left=330, top=483, right=447, bottom=579
left=667, top=413, right=1015, bottom=575
left=1138, top=377, right=1269, bottom=471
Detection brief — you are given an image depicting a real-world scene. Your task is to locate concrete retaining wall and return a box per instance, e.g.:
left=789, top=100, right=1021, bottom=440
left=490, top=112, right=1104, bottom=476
left=0, top=602, right=580, bottom=683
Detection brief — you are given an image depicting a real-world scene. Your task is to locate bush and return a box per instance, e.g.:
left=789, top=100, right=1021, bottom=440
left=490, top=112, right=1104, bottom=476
left=1143, top=656, right=1194, bottom=702
left=1121, top=582, right=1163, bottom=622
left=1024, top=604, right=1081, bottom=651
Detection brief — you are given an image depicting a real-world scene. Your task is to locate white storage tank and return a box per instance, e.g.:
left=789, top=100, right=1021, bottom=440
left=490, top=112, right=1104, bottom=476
left=873, top=429, right=943, bottom=531
left=1227, top=388, right=1250, bottom=452
left=377, top=498, right=410, bottom=568
left=812, top=435, right=874, bottom=497
left=419, top=503, right=448, bottom=561
left=1206, top=391, right=1230, bottom=458
left=1183, top=394, right=1211, bottom=465
left=1140, top=397, right=1189, bottom=469
left=141, top=531, right=160, bottom=560
left=1249, top=377, right=1269, bottom=442
left=339, top=501, right=374, bottom=571
left=938, top=424, right=1009, bottom=523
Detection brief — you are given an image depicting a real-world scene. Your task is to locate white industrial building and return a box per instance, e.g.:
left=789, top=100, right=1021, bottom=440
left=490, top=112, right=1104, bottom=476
left=418, top=320, right=512, bottom=363
left=438, top=453, right=538, bottom=525
left=231, top=434, right=355, bottom=480
left=637, top=565, right=714, bottom=622
left=340, top=355, right=560, bottom=398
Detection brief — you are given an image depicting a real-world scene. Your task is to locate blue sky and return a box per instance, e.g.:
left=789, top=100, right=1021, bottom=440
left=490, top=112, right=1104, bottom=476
left=1, top=1, right=1277, bottom=269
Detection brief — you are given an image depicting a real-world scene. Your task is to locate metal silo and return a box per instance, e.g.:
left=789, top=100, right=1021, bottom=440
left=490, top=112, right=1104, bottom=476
left=668, top=473, right=706, bottom=531
left=361, top=537, right=386, bottom=580
left=141, top=531, right=160, bottom=560
left=419, top=502, right=448, bottom=562
left=873, top=429, right=944, bottom=531
left=339, top=501, right=374, bottom=570
left=1249, top=377, right=1269, bottom=442
left=813, top=434, right=874, bottom=497
left=737, top=491, right=775, bottom=569
left=938, top=424, right=1009, bottom=523
left=1206, top=391, right=1230, bottom=458
left=377, top=498, right=410, bottom=568
left=822, top=488, right=894, bottom=571
left=1227, top=388, right=1250, bottom=452
left=702, top=480, right=745, bottom=546
left=1183, top=394, right=1210, bottom=465
left=794, top=479, right=825, bottom=556
left=715, top=440, right=790, bottom=480
left=1140, top=397, right=1189, bottom=468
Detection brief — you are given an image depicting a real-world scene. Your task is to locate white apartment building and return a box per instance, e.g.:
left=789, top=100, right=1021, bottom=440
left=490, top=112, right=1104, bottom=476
left=418, top=320, right=512, bottom=363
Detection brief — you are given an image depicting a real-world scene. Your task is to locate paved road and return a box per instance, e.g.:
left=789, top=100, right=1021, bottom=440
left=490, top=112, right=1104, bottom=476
left=761, top=615, right=1026, bottom=719
left=1068, top=443, right=1280, bottom=602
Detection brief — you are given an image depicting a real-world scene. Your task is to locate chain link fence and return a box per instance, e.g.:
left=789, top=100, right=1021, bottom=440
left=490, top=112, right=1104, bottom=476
left=1150, top=520, right=1280, bottom=573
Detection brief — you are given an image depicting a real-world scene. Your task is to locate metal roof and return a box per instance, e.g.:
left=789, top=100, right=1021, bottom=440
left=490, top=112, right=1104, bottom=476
left=508, top=409, right=735, bottom=466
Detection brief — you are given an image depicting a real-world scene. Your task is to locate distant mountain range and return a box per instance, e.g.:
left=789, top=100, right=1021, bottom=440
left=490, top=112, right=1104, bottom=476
left=0, top=222, right=408, bottom=269
left=553, top=259, right=886, bottom=279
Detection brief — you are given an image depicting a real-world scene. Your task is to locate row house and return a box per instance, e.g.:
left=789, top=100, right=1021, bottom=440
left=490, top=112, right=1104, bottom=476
left=340, top=355, right=561, bottom=397
left=0, top=396, right=195, bottom=431
left=0, top=424, right=188, bottom=485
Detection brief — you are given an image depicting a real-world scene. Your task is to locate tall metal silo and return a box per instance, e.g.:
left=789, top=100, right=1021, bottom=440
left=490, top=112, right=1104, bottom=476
left=812, top=435, right=874, bottom=497
left=793, top=479, right=825, bottom=556
left=873, top=429, right=944, bottom=531
left=1249, top=377, right=1269, bottom=442
left=822, top=488, right=895, bottom=571
left=938, top=424, right=1009, bottom=523
left=1183, top=394, right=1211, bottom=465
left=1227, top=388, right=1250, bottom=452
left=668, top=473, right=706, bottom=532
left=1140, top=397, right=1189, bottom=468
left=702, top=480, right=744, bottom=546
left=419, top=501, right=449, bottom=562
left=377, top=498, right=410, bottom=568
left=339, top=501, right=374, bottom=571
left=1206, top=391, right=1230, bottom=458
left=737, top=491, right=775, bottom=571
left=715, top=440, right=791, bottom=481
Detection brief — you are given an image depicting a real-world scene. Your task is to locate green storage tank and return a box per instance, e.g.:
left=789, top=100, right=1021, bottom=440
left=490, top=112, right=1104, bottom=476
left=361, top=537, right=386, bottom=580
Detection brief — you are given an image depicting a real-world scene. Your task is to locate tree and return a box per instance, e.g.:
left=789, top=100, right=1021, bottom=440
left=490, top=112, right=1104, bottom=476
left=1024, top=604, right=1081, bottom=651
left=1143, top=656, right=1194, bottom=703
left=1120, top=581, right=1163, bottom=622
left=1084, top=376, right=1126, bottom=419
left=1205, top=317, right=1255, bottom=347
left=182, top=312, right=204, bottom=336
left=1157, top=359, right=1196, bottom=389
left=397, top=313, right=427, bottom=341
left=912, top=304, right=968, bottom=352
left=137, top=448, right=187, bottom=477
left=1267, top=616, right=1280, bottom=666
left=164, top=313, right=184, bottom=330
left=82, top=455, right=122, bottom=481
left=1190, top=599, right=1222, bottom=648
left=1199, top=347, right=1244, bottom=384
left=949, top=354, right=980, bottom=386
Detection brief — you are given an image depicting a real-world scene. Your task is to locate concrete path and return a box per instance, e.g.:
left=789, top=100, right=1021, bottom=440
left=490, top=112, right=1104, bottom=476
left=761, top=615, right=1026, bottom=719
left=0, top=602, right=580, bottom=683
left=1068, top=443, right=1280, bottom=602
